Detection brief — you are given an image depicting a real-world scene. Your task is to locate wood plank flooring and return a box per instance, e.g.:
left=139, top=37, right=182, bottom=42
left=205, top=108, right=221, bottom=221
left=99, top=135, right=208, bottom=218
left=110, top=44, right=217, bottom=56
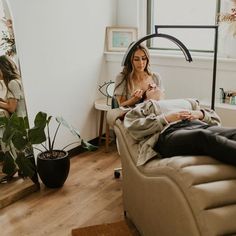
left=0, top=144, right=125, bottom=236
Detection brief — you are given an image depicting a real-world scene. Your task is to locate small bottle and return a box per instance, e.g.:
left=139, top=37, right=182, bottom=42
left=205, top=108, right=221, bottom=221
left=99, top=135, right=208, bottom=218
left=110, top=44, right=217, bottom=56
left=231, top=96, right=236, bottom=105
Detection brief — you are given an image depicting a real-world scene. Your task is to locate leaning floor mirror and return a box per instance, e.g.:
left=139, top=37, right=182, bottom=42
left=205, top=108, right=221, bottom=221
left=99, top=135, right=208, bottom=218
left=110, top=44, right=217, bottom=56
left=0, top=0, right=38, bottom=206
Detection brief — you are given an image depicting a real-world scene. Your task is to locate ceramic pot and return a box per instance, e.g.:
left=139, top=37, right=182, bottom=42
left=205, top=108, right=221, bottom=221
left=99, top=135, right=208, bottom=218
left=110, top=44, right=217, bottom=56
left=37, top=150, right=70, bottom=188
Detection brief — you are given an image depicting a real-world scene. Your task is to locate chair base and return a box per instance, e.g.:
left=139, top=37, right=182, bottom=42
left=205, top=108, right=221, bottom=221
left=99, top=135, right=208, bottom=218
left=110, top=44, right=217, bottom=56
left=114, top=167, right=122, bottom=178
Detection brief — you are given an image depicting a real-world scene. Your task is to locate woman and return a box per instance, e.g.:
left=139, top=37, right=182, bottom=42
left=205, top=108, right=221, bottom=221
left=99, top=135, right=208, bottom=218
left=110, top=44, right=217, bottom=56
left=0, top=55, right=29, bottom=182
left=124, top=86, right=236, bottom=167
left=0, top=55, right=26, bottom=117
left=114, top=43, right=163, bottom=107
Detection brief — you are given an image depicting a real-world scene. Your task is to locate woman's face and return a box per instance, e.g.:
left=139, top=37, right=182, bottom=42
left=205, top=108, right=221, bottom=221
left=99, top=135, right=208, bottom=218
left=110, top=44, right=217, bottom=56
left=132, top=49, right=147, bottom=72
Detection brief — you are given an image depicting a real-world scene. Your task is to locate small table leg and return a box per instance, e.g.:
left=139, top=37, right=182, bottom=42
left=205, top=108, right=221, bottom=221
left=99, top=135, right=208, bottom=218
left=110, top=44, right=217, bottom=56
left=105, top=122, right=110, bottom=152
left=98, top=111, right=104, bottom=145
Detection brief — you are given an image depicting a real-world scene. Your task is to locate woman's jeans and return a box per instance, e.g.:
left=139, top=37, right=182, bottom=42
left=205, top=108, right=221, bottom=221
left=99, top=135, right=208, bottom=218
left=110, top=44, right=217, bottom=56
left=155, top=121, right=236, bottom=165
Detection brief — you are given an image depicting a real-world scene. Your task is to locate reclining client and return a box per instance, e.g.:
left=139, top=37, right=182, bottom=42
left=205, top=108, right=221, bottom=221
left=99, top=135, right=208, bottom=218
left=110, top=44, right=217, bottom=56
left=123, top=86, right=236, bottom=166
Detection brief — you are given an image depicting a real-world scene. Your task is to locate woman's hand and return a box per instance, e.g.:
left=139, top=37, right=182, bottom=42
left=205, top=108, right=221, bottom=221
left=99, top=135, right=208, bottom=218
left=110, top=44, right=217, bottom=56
left=132, top=89, right=144, bottom=101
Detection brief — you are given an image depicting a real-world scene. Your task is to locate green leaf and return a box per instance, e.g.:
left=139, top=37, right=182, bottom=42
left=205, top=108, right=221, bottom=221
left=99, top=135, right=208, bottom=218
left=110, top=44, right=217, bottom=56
left=15, top=152, right=35, bottom=178
left=28, top=127, right=46, bottom=144
left=23, top=116, right=30, bottom=130
left=2, top=151, right=16, bottom=175
left=9, top=114, right=25, bottom=131
left=34, top=112, right=47, bottom=128
left=81, top=140, right=98, bottom=151
left=2, top=124, right=15, bottom=144
left=56, top=116, right=81, bottom=139
left=0, top=151, right=4, bottom=162
left=0, top=116, right=8, bottom=127
left=12, top=132, right=28, bottom=150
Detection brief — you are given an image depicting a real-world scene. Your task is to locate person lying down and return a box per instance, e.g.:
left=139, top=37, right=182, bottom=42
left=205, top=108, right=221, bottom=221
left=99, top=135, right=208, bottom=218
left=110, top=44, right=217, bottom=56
left=123, top=86, right=236, bottom=166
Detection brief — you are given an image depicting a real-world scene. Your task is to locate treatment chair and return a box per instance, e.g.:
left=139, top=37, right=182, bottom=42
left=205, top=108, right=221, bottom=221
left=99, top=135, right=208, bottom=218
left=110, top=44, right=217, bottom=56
left=107, top=108, right=236, bottom=236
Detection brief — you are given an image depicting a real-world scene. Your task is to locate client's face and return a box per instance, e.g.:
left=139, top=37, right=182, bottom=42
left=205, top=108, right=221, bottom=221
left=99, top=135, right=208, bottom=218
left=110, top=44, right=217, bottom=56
left=145, top=86, right=164, bottom=101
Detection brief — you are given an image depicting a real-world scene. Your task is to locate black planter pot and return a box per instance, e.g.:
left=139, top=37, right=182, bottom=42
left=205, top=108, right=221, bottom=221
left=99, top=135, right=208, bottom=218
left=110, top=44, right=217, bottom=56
left=37, top=150, right=70, bottom=188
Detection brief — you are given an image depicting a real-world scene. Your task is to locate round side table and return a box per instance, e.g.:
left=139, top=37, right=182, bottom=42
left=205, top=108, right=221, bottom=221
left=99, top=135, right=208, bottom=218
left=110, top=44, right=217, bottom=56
left=94, top=98, right=111, bottom=152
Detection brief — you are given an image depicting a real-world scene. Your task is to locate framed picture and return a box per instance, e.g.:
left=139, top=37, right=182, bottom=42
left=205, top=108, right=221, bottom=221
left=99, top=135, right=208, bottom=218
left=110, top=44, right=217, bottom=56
left=106, top=27, right=138, bottom=52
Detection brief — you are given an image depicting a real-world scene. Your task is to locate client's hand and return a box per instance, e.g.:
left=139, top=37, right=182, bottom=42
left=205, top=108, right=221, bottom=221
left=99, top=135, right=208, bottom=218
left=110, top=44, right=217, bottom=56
left=165, top=110, right=204, bottom=123
left=187, top=110, right=204, bottom=120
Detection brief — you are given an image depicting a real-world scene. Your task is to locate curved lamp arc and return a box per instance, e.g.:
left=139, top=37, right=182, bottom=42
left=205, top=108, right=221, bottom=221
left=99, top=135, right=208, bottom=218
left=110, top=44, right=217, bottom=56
left=122, top=32, right=192, bottom=66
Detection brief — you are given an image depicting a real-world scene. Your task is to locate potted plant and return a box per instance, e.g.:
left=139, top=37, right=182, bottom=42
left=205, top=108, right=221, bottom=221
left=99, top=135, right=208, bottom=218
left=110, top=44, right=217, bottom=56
left=0, top=114, right=37, bottom=183
left=0, top=111, right=97, bottom=188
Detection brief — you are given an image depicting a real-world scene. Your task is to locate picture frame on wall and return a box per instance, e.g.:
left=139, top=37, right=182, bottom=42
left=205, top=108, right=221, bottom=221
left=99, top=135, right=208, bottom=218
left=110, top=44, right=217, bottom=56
left=106, top=27, right=138, bottom=52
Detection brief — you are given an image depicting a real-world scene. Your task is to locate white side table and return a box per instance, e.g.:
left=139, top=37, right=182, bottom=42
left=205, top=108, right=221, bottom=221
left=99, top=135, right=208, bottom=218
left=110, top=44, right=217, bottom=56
left=94, top=98, right=112, bottom=152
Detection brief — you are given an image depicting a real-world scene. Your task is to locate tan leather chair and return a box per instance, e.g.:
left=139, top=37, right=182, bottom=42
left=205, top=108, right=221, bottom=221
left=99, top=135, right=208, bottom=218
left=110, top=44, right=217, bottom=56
left=107, top=108, right=236, bottom=236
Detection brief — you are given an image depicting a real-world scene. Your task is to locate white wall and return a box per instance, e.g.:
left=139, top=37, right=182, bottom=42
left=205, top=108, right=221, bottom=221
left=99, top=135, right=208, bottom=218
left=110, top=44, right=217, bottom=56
left=7, top=0, right=117, bottom=149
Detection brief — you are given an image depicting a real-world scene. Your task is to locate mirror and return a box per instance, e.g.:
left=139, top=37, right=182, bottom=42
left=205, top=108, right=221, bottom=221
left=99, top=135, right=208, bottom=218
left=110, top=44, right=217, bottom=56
left=0, top=0, right=32, bottom=183
left=106, top=82, right=115, bottom=97
left=98, top=81, right=115, bottom=106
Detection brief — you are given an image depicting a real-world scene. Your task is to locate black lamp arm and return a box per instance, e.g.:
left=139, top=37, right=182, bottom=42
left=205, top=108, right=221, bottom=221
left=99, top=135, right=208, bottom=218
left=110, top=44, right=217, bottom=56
left=122, top=33, right=192, bottom=66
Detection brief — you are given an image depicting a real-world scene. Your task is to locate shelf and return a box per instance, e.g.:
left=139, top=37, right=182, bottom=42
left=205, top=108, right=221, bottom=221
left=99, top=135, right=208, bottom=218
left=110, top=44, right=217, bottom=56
left=200, top=100, right=236, bottom=111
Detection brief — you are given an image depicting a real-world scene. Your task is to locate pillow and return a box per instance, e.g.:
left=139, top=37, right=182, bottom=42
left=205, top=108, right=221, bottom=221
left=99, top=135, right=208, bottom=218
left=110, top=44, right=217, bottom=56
left=154, top=99, right=193, bottom=114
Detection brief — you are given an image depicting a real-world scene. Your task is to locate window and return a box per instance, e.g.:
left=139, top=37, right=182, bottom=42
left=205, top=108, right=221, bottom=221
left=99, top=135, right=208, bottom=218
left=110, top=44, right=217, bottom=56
left=147, top=0, right=220, bottom=53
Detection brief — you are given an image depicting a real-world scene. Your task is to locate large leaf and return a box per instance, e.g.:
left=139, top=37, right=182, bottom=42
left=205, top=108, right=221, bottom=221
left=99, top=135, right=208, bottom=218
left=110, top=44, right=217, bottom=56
left=2, top=123, right=15, bottom=144
left=1, top=114, right=27, bottom=145
left=81, top=140, right=98, bottom=151
left=15, top=152, right=35, bottom=178
left=28, top=127, right=46, bottom=144
left=12, top=131, right=28, bottom=151
left=56, top=116, right=81, bottom=139
left=2, top=151, right=16, bottom=175
left=9, top=114, right=26, bottom=131
left=34, top=112, right=47, bottom=128
left=0, top=151, right=4, bottom=162
left=56, top=117, right=97, bottom=151
left=0, top=116, right=8, bottom=127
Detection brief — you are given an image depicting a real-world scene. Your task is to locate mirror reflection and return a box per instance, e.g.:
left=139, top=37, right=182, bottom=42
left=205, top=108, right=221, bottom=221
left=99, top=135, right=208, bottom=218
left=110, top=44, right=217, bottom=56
left=0, top=0, right=31, bottom=182
left=106, top=82, right=115, bottom=98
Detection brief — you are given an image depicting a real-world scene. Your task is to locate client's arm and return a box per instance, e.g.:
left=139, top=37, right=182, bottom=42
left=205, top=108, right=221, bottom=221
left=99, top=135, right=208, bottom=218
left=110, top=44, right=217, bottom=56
left=188, top=99, right=221, bottom=126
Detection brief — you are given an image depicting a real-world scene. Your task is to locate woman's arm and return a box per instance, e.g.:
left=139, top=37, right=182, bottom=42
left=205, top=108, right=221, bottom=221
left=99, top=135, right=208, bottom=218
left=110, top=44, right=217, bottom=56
left=116, top=89, right=144, bottom=107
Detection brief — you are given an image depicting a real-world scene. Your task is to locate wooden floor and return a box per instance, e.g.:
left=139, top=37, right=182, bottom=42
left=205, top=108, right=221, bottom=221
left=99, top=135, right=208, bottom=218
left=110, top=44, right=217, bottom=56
left=0, top=144, right=125, bottom=236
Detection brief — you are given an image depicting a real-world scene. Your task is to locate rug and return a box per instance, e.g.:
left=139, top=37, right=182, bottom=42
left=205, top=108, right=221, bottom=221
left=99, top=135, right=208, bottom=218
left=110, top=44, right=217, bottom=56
left=71, top=220, right=140, bottom=236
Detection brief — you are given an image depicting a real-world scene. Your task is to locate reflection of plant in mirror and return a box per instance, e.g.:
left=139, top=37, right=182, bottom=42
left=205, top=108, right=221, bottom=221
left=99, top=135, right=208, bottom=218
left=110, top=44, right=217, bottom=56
left=0, top=111, right=97, bottom=181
